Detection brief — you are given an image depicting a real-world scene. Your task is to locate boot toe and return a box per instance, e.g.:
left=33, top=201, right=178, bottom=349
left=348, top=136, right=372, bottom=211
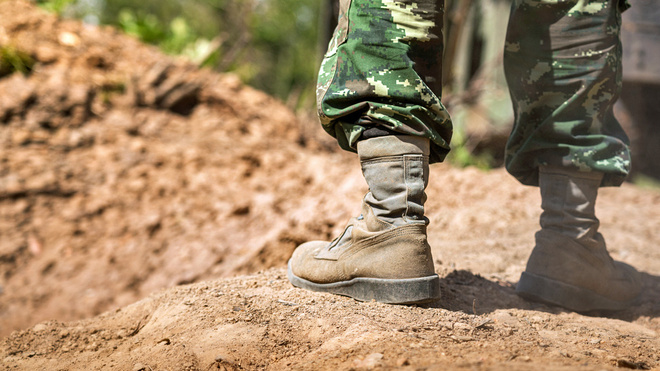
left=612, top=261, right=643, bottom=299
left=288, top=241, right=343, bottom=284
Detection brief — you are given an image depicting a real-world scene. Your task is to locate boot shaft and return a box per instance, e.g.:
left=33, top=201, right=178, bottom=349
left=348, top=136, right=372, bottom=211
left=539, top=166, right=603, bottom=244
left=357, top=136, right=430, bottom=227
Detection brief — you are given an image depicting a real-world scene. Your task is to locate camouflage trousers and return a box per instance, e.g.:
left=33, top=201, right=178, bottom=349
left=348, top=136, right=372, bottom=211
left=317, top=0, right=631, bottom=186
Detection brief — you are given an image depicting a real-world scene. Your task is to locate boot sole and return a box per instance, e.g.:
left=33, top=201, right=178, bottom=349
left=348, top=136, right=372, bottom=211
left=287, top=261, right=441, bottom=304
left=516, top=271, right=635, bottom=312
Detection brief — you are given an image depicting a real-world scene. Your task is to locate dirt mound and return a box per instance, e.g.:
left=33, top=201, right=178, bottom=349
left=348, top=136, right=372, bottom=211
left=2, top=1, right=660, bottom=370
left=3, top=266, right=660, bottom=370
left=0, top=0, right=344, bottom=337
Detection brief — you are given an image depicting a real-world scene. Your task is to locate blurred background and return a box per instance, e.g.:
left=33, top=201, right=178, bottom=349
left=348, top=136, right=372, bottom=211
left=32, top=0, right=660, bottom=181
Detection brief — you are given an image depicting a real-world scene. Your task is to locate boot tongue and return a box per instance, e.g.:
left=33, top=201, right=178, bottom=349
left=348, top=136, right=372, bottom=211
left=318, top=204, right=391, bottom=259
left=361, top=201, right=396, bottom=232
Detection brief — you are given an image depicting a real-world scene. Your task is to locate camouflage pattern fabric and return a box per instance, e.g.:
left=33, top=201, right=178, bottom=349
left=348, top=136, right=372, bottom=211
left=504, top=0, right=631, bottom=187
left=317, top=0, right=631, bottom=186
left=316, top=0, right=452, bottom=164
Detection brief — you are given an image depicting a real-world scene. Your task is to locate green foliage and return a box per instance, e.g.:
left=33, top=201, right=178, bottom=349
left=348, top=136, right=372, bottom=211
left=632, top=174, right=660, bottom=191
left=0, top=45, right=35, bottom=77
left=117, top=10, right=204, bottom=57
left=446, top=129, right=494, bottom=170
left=245, top=0, right=320, bottom=106
left=117, top=10, right=167, bottom=46
left=35, top=0, right=75, bottom=14
left=99, top=80, right=126, bottom=105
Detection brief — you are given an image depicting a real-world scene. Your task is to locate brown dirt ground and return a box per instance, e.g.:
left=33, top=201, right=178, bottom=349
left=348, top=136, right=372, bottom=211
left=2, top=1, right=660, bottom=370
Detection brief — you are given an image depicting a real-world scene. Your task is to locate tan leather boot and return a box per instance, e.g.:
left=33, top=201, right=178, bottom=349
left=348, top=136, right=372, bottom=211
left=516, top=166, right=642, bottom=312
left=287, top=135, right=440, bottom=304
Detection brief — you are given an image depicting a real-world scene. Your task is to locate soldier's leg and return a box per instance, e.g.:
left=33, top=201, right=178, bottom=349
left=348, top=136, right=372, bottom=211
left=504, top=0, right=641, bottom=311
left=288, top=0, right=449, bottom=304
left=316, top=0, right=451, bottom=163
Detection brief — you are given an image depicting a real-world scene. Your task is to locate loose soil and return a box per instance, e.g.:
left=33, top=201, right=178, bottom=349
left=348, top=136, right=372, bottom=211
left=1, top=1, right=660, bottom=370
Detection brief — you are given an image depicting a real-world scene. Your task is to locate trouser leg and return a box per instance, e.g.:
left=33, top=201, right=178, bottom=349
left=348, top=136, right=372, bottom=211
left=503, top=0, right=631, bottom=187
left=316, top=0, right=452, bottom=164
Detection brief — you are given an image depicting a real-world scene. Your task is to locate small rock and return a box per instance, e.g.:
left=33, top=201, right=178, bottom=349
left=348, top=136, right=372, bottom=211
left=27, top=235, right=42, bottom=256
left=352, top=353, right=384, bottom=369
left=277, top=299, right=298, bottom=306
left=530, top=316, right=544, bottom=323
left=11, top=129, right=32, bottom=146
left=58, top=31, right=80, bottom=47
left=491, top=310, right=518, bottom=326
left=396, top=357, right=410, bottom=366
left=132, top=363, right=146, bottom=371
left=222, top=74, right=242, bottom=91
left=35, top=45, right=59, bottom=63
left=450, top=335, right=474, bottom=343
left=157, top=338, right=171, bottom=345
left=85, top=342, right=98, bottom=351
left=474, top=318, right=494, bottom=329
left=453, top=322, right=472, bottom=331
left=32, top=323, right=47, bottom=332
left=501, top=328, right=514, bottom=336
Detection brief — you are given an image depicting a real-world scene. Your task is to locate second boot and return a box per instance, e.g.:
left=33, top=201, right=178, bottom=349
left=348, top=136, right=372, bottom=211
left=516, top=165, right=642, bottom=312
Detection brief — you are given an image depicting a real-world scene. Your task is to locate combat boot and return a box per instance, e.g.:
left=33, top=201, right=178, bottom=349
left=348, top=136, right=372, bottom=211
left=516, top=165, right=642, bottom=312
left=287, top=135, right=440, bottom=304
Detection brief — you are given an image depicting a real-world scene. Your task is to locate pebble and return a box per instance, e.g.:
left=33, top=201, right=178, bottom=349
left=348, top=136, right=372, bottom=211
left=451, top=335, right=474, bottom=343
left=58, top=31, right=81, bottom=47
left=157, top=338, right=171, bottom=345
left=351, top=353, right=384, bottom=369
left=453, top=322, right=472, bottom=331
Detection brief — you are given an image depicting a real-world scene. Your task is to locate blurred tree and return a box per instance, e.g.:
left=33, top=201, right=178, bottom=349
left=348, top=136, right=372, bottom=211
left=35, top=0, right=76, bottom=14
left=37, top=0, right=322, bottom=109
